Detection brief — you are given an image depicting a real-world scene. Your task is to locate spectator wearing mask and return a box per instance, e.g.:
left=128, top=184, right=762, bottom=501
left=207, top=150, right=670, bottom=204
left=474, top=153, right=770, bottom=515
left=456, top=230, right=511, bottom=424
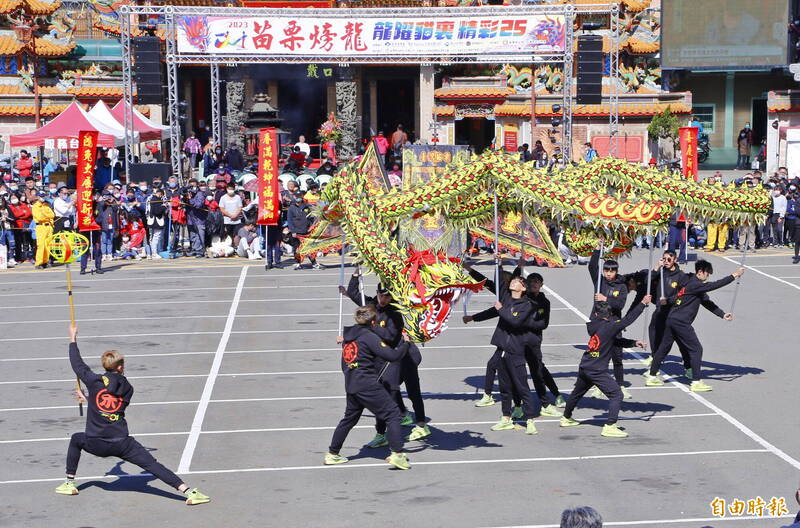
left=97, top=191, right=119, bottom=261
left=213, top=168, right=231, bottom=202
left=30, top=192, right=54, bottom=269
left=0, top=195, right=17, bottom=266
left=146, top=188, right=167, bottom=258
left=236, top=222, right=261, bottom=259
left=204, top=197, right=224, bottom=249
left=224, top=143, right=245, bottom=172
left=768, top=187, right=787, bottom=247
left=115, top=233, right=140, bottom=260
left=218, top=183, right=242, bottom=242
left=53, top=186, right=75, bottom=233
left=8, top=192, right=32, bottom=263
left=203, top=144, right=223, bottom=177
left=16, top=150, right=33, bottom=180
left=183, top=132, right=202, bottom=168
left=287, top=146, right=307, bottom=172
left=287, top=191, right=321, bottom=270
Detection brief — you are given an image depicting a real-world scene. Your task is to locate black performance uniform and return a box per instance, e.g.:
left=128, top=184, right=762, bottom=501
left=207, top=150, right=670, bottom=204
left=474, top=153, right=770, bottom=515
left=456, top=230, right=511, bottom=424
left=524, top=290, right=562, bottom=404
left=589, top=250, right=631, bottom=385
left=563, top=303, right=646, bottom=425
left=644, top=265, right=692, bottom=369
left=648, top=274, right=733, bottom=381
left=344, top=274, right=426, bottom=426
left=468, top=266, right=521, bottom=406
left=328, top=324, right=408, bottom=454
left=66, top=343, right=183, bottom=489
left=494, top=286, right=542, bottom=419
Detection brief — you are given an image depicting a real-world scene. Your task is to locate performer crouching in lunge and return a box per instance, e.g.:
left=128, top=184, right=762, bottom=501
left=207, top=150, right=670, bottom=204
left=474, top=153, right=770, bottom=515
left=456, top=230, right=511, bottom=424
left=56, top=325, right=210, bottom=505
left=559, top=296, right=651, bottom=438
left=490, top=276, right=542, bottom=435
left=325, top=305, right=411, bottom=469
left=338, top=270, right=430, bottom=445
left=644, top=261, right=744, bottom=392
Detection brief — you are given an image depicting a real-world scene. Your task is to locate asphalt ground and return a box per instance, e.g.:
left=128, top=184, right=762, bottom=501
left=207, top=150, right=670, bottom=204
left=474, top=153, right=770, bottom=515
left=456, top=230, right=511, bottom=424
left=0, top=246, right=798, bottom=528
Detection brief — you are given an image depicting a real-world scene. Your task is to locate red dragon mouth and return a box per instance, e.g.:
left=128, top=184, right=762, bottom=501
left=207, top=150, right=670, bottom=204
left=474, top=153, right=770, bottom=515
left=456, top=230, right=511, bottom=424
left=414, top=281, right=485, bottom=340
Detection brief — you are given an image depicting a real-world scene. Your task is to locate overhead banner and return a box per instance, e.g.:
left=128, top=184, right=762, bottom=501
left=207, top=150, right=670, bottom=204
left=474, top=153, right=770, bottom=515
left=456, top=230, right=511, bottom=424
left=76, top=131, right=101, bottom=232
left=678, top=126, right=699, bottom=182
left=256, top=127, right=281, bottom=225
left=176, top=14, right=566, bottom=57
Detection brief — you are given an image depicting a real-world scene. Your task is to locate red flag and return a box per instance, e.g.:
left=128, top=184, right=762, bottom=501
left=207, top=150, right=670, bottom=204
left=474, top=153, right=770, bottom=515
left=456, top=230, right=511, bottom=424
left=256, top=128, right=281, bottom=225
left=679, top=126, right=699, bottom=182
left=76, top=131, right=100, bottom=231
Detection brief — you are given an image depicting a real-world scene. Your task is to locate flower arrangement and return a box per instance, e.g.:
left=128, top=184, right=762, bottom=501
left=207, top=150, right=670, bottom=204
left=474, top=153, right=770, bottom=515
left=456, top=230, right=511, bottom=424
left=318, top=112, right=342, bottom=143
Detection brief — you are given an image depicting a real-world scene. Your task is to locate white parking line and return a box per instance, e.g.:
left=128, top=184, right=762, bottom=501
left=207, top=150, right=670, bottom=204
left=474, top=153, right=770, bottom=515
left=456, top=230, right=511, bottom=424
left=719, top=255, right=800, bottom=292
left=178, top=266, right=248, bottom=474
left=0, top=448, right=768, bottom=484
left=0, top=360, right=650, bottom=388
left=0, top=323, right=586, bottom=342
left=545, top=285, right=800, bottom=471
left=0, top=342, right=585, bottom=362
left=0, top=415, right=726, bottom=444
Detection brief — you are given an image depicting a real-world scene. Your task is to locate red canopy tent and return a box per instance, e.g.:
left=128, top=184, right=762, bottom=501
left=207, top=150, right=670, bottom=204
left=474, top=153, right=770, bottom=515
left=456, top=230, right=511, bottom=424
left=110, top=101, right=170, bottom=142
left=9, top=101, right=125, bottom=148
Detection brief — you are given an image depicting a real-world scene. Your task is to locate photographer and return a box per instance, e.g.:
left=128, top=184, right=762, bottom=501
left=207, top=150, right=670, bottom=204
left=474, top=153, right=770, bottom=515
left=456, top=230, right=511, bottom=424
left=146, top=188, right=167, bottom=259
left=97, top=191, right=119, bottom=261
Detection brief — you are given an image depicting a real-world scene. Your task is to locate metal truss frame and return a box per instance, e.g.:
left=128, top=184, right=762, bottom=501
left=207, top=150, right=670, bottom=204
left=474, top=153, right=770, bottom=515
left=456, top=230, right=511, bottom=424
left=608, top=2, right=620, bottom=158
left=119, top=3, right=621, bottom=170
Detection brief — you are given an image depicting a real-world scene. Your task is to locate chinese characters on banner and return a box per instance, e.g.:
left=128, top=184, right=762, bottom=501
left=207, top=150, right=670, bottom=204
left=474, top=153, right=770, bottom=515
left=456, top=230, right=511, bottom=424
left=177, top=15, right=566, bottom=58
left=256, top=128, right=281, bottom=225
left=679, top=126, right=699, bottom=182
left=76, top=131, right=100, bottom=232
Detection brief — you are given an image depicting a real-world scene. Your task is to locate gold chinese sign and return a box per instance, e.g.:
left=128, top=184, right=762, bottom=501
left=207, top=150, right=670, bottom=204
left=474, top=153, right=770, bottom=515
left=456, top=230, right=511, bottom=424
left=256, top=127, right=281, bottom=225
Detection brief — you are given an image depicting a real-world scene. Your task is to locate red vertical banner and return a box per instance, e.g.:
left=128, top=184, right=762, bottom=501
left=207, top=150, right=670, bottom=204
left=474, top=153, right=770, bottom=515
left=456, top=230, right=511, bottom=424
left=679, top=126, right=699, bottom=182
left=76, top=131, right=100, bottom=231
left=256, top=127, right=281, bottom=225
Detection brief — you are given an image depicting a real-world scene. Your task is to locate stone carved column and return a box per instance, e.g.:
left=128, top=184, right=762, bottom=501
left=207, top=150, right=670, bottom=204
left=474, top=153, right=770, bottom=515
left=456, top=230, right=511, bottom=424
left=335, top=69, right=358, bottom=161
left=225, top=80, right=246, bottom=147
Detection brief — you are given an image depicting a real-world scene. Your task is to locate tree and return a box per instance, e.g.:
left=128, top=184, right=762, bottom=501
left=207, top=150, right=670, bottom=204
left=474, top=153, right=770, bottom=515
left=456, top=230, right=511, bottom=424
left=647, top=106, right=680, bottom=141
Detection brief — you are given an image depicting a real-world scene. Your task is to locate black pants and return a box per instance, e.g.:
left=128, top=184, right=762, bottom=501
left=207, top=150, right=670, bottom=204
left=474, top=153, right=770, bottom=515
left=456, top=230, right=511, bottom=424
left=649, top=311, right=691, bottom=369
left=649, top=320, right=703, bottom=380
left=79, top=233, right=102, bottom=272
left=54, top=217, right=72, bottom=233
left=397, top=354, right=425, bottom=423
left=498, top=352, right=540, bottom=419
left=610, top=344, right=624, bottom=385
left=14, top=229, right=32, bottom=261
left=329, top=387, right=403, bottom=454
left=484, top=347, right=521, bottom=405
left=563, top=368, right=622, bottom=425
left=66, top=433, right=183, bottom=489
left=524, top=344, right=560, bottom=405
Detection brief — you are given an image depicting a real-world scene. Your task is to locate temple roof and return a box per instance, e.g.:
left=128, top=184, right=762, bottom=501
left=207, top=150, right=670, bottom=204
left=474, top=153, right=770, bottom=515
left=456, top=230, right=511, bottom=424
left=0, top=0, right=61, bottom=15
left=0, top=34, right=76, bottom=56
left=434, top=86, right=514, bottom=101
left=434, top=101, right=691, bottom=118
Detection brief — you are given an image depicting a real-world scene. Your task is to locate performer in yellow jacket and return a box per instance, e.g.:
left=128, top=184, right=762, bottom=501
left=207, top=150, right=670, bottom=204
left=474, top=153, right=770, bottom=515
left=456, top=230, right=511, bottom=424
left=31, top=193, right=54, bottom=269
left=704, top=175, right=728, bottom=252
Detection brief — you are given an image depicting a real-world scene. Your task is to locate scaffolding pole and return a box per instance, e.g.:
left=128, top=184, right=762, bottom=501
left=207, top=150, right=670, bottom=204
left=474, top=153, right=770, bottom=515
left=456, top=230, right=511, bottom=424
left=210, top=63, right=221, bottom=146
left=165, top=6, right=182, bottom=181
left=561, top=4, right=575, bottom=163
left=120, top=7, right=135, bottom=170
left=608, top=2, right=621, bottom=158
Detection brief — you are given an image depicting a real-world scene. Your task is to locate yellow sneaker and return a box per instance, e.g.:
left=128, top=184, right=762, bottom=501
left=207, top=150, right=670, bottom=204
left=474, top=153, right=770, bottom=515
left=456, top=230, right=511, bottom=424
left=525, top=419, right=538, bottom=435
left=386, top=452, right=411, bottom=470
left=54, top=480, right=79, bottom=495
left=366, top=433, right=388, bottom=448
left=644, top=374, right=664, bottom=386
left=540, top=404, right=562, bottom=417
left=406, top=425, right=431, bottom=442
left=324, top=453, right=349, bottom=465
left=490, top=417, right=515, bottom=431
left=510, top=406, right=524, bottom=420
left=621, top=387, right=633, bottom=399
left=560, top=416, right=580, bottom=427
left=690, top=380, right=713, bottom=392
left=474, top=393, right=496, bottom=407
left=184, top=488, right=211, bottom=505
left=601, top=424, right=628, bottom=438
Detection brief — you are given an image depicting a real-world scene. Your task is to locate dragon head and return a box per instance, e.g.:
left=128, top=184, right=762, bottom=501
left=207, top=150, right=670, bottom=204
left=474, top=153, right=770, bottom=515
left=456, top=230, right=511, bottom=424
left=395, top=248, right=484, bottom=342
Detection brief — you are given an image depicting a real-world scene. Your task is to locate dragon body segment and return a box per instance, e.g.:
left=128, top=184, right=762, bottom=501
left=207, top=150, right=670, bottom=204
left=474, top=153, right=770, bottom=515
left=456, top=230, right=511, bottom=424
left=306, top=149, right=768, bottom=343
